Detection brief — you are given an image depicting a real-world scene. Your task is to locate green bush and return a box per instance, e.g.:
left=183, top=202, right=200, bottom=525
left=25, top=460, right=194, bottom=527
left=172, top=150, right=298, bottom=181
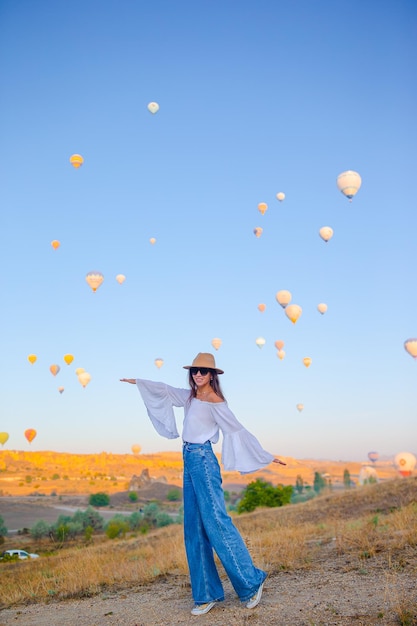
left=0, top=516, right=8, bottom=538
left=128, top=491, right=138, bottom=502
left=30, top=520, right=51, bottom=539
left=105, top=519, right=130, bottom=539
left=166, top=489, right=181, bottom=502
left=237, top=479, right=293, bottom=513
left=89, top=492, right=110, bottom=507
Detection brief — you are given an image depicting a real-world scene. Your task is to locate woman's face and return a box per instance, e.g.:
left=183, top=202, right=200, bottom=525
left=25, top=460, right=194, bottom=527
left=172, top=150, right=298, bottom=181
left=191, top=368, right=211, bottom=388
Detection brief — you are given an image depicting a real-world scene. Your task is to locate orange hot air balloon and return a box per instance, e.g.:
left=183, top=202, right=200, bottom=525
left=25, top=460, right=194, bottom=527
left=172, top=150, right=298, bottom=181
left=257, top=202, right=268, bottom=215
left=131, top=444, right=142, bottom=455
left=78, top=372, right=91, bottom=388
left=404, top=338, right=417, bottom=359
left=25, top=428, right=37, bottom=444
left=303, top=357, right=312, bottom=368
left=274, top=340, right=284, bottom=351
left=276, top=290, right=292, bottom=308
left=0, top=432, right=9, bottom=446
left=51, top=240, right=60, bottom=250
left=50, top=364, right=60, bottom=376
left=58, top=386, right=65, bottom=394
left=149, top=237, right=156, bottom=245
left=211, top=338, right=222, bottom=351
left=75, top=367, right=85, bottom=376
left=28, top=354, right=37, bottom=365
left=86, top=271, right=104, bottom=292
left=257, top=303, right=266, bottom=313
left=277, top=349, right=285, bottom=360
left=253, top=227, right=263, bottom=238
left=116, top=274, right=126, bottom=284
left=285, top=304, right=302, bottom=324
left=63, top=354, right=74, bottom=365
left=154, top=358, right=164, bottom=369
left=69, top=154, right=84, bottom=168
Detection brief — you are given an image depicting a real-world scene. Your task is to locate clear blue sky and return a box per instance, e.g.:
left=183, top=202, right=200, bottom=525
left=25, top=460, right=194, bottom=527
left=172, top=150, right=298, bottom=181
left=1, top=0, right=416, bottom=462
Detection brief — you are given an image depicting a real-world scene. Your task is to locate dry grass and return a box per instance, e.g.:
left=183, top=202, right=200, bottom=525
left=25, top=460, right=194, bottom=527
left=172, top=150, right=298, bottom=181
left=1, top=476, right=416, bottom=619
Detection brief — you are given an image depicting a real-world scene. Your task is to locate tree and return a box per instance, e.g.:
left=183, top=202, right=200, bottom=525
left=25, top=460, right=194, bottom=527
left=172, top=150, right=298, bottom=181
left=30, top=519, right=51, bottom=539
left=313, top=472, right=327, bottom=494
left=0, top=516, right=7, bottom=540
left=237, top=478, right=292, bottom=513
left=89, top=492, right=110, bottom=507
left=343, top=468, right=351, bottom=488
left=295, top=475, right=304, bottom=494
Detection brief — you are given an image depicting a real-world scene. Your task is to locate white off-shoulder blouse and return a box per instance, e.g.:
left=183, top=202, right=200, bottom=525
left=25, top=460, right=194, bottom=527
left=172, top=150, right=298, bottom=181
left=135, top=379, right=274, bottom=474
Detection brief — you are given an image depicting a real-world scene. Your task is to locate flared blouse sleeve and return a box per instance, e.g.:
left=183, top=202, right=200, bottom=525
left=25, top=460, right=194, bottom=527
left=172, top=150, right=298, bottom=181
left=135, top=379, right=189, bottom=439
left=211, top=402, right=275, bottom=474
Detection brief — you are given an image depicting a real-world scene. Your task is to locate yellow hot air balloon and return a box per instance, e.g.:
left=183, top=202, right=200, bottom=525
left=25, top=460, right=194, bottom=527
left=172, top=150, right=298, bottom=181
left=257, top=303, right=266, bottom=313
left=28, top=354, right=37, bottom=365
left=24, top=428, right=37, bottom=443
left=211, top=338, right=222, bottom=351
left=277, top=349, right=285, bottom=360
left=86, top=271, right=104, bottom=292
left=78, top=372, right=91, bottom=388
left=276, top=290, right=292, bottom=308
left=319, top=226, right=333, bottom=242
left=75, top=367, right=85, bottom=376
left=154, top=358, right=164, bottom=369
left=337, top=170, right=362, bottom=201
left=116, top=274, right=126, bottom=284
left=303, top=357, right=312, bottom=368
left=317, top=303, right=328, bottom=315
left=257, top=202, right=268, bottom=215
left=394, top=451, right=416, bottom=477
left=50, top=364, right=60, bottom=376
left=0, top=432, right=9, bottom=446
left=296, top=404, right=304, bottom=412
left=51, top=240, right=60, bottom=250
left=131, top=444, right=142, bottom=455
left=63, top=354, right=74, bottom=365
left=285, top=304, right=302, bottom=324
left=404, top=338, right=417, bottom=359
left=149, top=237, right=156, bottom=245
left=255, top=337, right=266, bottom=349
left=276, top=192, right=285, bottom=202
left=253, top=227, right=263, bottom=238
left=69, top=154, right=84, bottom=168
left=58, top=386, right=65, bottom=394
left=147, top=102, right=159, bottom=114
left=275, top=340, right=284, bottom=350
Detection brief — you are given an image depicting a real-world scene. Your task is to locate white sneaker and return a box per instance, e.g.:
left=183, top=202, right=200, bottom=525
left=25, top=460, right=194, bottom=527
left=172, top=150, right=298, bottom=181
left=246, top=582, right=264, bottom=609
left=191, top=601, right=216, bottom=615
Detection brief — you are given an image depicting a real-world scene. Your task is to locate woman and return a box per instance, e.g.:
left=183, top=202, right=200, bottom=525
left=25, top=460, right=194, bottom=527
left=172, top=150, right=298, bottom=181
left=121, top=352, right=286, bottom=616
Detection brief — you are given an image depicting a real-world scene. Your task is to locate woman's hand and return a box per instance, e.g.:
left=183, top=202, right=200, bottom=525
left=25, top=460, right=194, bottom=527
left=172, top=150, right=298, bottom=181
left=273, top=458, right=287, bottom=466
left=120, top=378, right=136, bottom=384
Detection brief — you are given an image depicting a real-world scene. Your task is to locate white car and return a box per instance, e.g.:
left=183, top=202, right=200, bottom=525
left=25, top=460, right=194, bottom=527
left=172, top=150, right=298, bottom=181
left=2, top=549, right=39, bottom=560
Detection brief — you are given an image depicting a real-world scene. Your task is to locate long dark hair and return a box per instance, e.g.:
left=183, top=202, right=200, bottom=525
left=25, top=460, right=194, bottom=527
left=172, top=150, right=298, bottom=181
left=188, top=369, right=226, bottom=401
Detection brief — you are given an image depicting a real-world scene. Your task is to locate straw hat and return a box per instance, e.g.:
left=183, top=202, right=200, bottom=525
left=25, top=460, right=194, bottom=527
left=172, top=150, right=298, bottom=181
left=183, top=352, right=224, bottom=374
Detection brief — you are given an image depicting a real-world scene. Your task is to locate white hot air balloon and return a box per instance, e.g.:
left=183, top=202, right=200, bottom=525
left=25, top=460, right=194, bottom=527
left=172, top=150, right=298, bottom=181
left=285, top=304, right=302, bottom=324
left=319, top=226, right=334, bottom=242
left=147, top=102, right=159, bottom=114
left=276, top=290, right=292, bottom=308
left=255, top=337, right=266, bottom=349
left=277, top=349, right=285, bottom=360
left=404, top=338, right=417, bottom=359
left=358, top=465, right=378, bottom=485
left=296, top=403, right=304, bottom=412
left=78, top=372, right=91, bottom=388
left=317, top=303, right=328, bottom=315
left=211, top=338, right=222, bottom=351
left=276, top=192, right=285, bottom=202
left=394, top=452, right=416, bottom=477
left=337, top=170, right=362, bottom=201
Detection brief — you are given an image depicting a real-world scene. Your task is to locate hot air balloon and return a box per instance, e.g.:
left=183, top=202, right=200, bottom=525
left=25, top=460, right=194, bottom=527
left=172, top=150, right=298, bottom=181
left=257, top=202, right=268, bottom=215
left=317, top=303, right=328, bottom=315
left=0, top=432, right=9, bottom=446
left=147, top=102, right=159, bottom=114
left=337, top=170, right=362, bottom=201
left=154, top=358, right=164, bottom=369
left=296, top=404, right=304, bottom=412
left=78, top=372, right=91, bottom=388
left=394, top=452, right=416, bottom=477
left=149, top=237, right=156, bottom=245
left=253, top=227, right=263, bottom=238
left=51, top=240, right=60, bottom=250
left=211, top=338, right=222, bottom=351
left=63, top=354, right=74, bottom=365
left=50, top=364, right=60, bottom=376
left=69, top=154, right=84, bottom=168
left=257, top=303, right=266, bottom=313
left=368, top=451, right=379, bottom=464
left=28, top=354, right=37, bottom=365
left=255, top=337, right=266, bottom=349
left=116, top=274, right=126, bottom=285
left=24, top=429, right=37, bottom=444
left=319, top=226, right=333, bottom=242
left=276, top=192, right=285, bottom=202
left=285, top=304, right=302, bottom=324
left=303, top=357, right=312, bottom=368
left=75, top=367, right=85, bottom=376
left=131, top=444, right=142, bottom=455
left=277, top=349, right=285, bottom=360
left=276, top=290, right=292, bottom=308
left=86, top=271, right=104, bottom=292
left=404, top=338, right=417, bottom=359
left=275, top=340, right=284, bottom=350
left=58, top=387, right=65, bottom=394
left=359, top=465, right=378, bottom=485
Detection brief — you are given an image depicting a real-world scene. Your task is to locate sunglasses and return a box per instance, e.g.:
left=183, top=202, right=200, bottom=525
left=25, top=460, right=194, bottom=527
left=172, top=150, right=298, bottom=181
left=190, top=367, right=212, bottom=376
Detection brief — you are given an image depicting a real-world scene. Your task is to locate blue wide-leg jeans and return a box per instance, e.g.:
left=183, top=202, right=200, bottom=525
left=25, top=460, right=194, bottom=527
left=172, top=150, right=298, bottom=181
left=182, top=441, right=267, bottom=605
